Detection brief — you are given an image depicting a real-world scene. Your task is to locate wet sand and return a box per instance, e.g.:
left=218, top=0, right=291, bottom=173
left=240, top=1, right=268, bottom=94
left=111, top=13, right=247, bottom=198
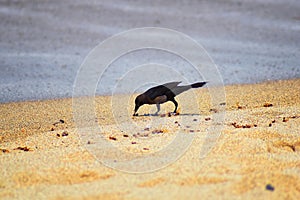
left=1, top=0, right=299, bottom=102
left=1, top=79, right=300, bottom=199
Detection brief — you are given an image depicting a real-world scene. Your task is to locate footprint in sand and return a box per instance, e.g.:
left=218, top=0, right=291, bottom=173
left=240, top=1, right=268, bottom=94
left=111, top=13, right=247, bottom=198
left=13, top=169, right=115, bottom=187
left=137, top=177, right=166, bottom=188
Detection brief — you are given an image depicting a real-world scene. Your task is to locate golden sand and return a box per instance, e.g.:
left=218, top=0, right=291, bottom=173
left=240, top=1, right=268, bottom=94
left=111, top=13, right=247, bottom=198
left=1, top=79, right=300, bottom=199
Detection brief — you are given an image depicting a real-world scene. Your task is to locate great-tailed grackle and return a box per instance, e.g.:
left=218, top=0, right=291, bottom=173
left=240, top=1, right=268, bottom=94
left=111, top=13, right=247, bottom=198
left=133, top=81, right=207, bottom=116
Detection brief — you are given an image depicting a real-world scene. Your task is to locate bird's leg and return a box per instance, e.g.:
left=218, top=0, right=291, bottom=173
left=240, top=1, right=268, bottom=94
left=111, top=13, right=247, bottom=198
left=171, top=99, right=178, bottom=113
left=154, top=104, right=160, bottom=115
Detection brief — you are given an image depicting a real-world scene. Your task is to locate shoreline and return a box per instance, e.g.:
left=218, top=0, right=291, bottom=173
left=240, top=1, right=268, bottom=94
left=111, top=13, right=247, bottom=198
left=1, top=77, right=299, bottom=105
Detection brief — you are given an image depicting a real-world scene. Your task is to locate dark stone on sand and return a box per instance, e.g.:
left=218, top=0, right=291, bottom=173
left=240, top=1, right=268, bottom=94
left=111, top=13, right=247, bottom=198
left=266, top=184, right=275, bottom=191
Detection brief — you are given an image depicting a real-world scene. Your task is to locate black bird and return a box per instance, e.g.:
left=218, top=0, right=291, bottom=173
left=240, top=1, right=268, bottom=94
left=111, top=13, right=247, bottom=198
left=133, top=81, right=207, bottom=116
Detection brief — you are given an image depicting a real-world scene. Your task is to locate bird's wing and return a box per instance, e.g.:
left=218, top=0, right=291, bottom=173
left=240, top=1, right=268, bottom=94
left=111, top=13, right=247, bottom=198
left=144, top=81, right=181, bottom=100
left=162, top=81, right=181, bottom=89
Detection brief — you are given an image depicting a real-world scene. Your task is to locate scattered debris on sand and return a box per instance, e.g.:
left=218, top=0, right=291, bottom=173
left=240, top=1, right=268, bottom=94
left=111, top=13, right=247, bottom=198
left=263, top=102, right=273, bottom=107
left=62, top=131, right=69, bottom=137
left=205, top=117, right=211, bottom=121
left=0, top=148, right=9, bottom=153
left=109, top=136, right=117, bottom=141
left=231, top=122, right=255, bottom=129
left=13, top=146, right=31, bottom=152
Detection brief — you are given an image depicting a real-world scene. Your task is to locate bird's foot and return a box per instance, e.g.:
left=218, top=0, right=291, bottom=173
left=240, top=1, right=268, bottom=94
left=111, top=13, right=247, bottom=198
left=133, top=113, right=138, bottom=116
left=169, top=112, right=180, bottom=116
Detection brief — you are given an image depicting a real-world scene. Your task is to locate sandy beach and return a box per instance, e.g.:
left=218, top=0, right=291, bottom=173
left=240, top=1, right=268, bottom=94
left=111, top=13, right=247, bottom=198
left=1, top=79, right=300, bottom=199
left=1, top=0, right=300, bottom=199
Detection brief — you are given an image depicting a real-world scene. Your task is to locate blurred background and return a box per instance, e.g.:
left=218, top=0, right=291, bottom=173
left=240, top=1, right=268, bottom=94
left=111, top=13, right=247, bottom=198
left=0, top=0, right=299, bottom=102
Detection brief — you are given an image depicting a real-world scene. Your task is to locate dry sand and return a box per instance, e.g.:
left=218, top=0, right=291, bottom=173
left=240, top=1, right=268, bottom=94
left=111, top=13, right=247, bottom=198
left=1, top=79, right=300, bottom=199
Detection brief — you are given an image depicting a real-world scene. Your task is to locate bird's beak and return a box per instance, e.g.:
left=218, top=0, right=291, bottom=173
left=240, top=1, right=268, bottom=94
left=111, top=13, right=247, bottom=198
left=133, top=104, right=140, bottom=116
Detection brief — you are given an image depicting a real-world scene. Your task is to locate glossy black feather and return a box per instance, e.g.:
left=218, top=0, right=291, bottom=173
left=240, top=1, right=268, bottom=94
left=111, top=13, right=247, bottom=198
left=144, top=81, right=181, bottom=100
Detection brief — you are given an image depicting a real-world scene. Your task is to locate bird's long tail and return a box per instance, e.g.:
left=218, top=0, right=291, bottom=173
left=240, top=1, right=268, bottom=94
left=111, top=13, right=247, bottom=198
left=171, top=82, right=207, bottom=96
left=191, top=82, right=207, bottom=88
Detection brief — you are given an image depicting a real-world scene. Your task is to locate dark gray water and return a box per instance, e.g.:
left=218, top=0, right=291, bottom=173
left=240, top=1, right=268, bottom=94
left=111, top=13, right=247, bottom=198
left=0, top=0, right=299, bottom=102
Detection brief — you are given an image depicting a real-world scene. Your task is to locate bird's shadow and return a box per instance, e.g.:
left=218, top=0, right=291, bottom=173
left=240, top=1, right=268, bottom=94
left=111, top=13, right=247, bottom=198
left=133, top=113, right=201, bottom=117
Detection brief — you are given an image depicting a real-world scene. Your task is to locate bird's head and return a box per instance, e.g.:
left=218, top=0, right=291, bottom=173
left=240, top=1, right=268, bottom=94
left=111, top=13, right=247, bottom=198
left=133, top=94, right=146, bottom=116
